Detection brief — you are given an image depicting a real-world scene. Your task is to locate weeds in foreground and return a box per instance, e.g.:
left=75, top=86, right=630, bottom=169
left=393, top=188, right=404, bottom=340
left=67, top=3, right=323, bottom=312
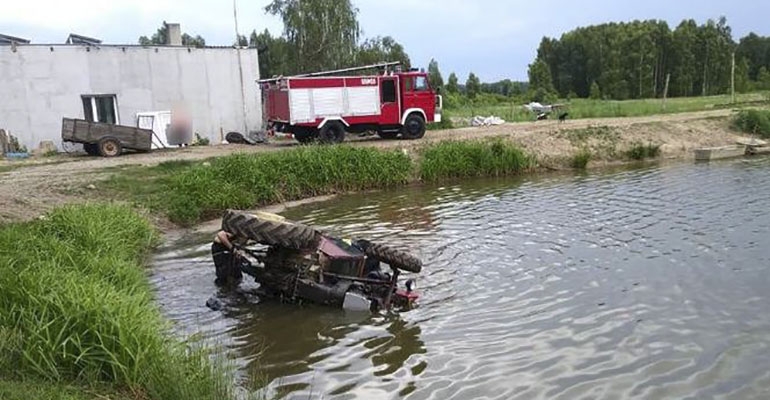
left=0, top=204, right=237, bottom=399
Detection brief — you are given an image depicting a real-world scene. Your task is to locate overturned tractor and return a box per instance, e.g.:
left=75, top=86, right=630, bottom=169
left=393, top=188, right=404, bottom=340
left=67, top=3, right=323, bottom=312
left=216, top=210, right=422, bottom=312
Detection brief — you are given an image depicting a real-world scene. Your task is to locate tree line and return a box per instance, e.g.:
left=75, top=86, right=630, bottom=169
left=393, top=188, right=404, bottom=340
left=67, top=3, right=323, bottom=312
left=238, top=0, right=410, bottom=78
left=137, top=6, right=770, bottom=103
left=528, top=17, right=770, bottom=100
left=138, top=1, right=410, bottom=79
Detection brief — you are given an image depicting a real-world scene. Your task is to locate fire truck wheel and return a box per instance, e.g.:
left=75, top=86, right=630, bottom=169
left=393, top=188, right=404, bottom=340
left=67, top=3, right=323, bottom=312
left=401, top=114, right=426, bottom=140
left=319, top=121, right=346, bottom=144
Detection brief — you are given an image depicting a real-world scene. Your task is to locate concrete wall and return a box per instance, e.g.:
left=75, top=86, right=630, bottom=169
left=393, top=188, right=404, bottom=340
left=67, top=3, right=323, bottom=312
left=0, top=44, right=261, bottom=150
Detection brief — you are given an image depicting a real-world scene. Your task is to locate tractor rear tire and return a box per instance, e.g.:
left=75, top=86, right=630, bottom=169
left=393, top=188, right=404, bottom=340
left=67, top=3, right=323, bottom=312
left=318, top=121, right=346, bottom=144
left=221, top=209, right=322, bottom=250
left=365, top=242, right=422, bottom=273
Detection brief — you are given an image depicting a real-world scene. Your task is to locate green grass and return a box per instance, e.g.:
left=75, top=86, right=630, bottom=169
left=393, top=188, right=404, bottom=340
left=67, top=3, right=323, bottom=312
left=626, top=142, right=662, bottom=160
left=102, top=143, right=542, bottom=225
left=104, top=160, right=196, bottom=213
left=732, top=109, right=770, bottom=138
left=419, top=139, right=535, bottom=181
left=0, top=204, right=236, bottom=400
left=446, top=92, right=770, bottom=123
left=104, top=146, right=414, bottom=226
left=0, top=378, right=135, bottom=400
left=426, top=110, right=455, bottom=131
left=570, top=150, right=592, bottom=169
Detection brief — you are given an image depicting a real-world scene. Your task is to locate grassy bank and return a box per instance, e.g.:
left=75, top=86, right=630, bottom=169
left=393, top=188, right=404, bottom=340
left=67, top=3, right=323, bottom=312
left=420, top=140, right=534, bottom=181
left=447, top=92, right=769, bottom=124
left=0, top=204, right=234, bottom=399
left=103, top=141, right=535, bottom=226
left=165, top=146, right=413, bottom=224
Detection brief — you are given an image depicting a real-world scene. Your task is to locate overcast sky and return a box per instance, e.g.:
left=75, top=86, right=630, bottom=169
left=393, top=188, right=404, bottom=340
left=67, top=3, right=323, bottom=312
left=3, top=0, right=769, bottom=82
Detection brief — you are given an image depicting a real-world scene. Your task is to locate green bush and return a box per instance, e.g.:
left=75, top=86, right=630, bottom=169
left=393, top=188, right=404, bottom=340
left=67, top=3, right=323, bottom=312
left=419, top=139, right=535, bottom=181
left=0, top=204, right=234, bottom=399
left=732, top=109, right=770, bottom=138
left=427, top=109, right=455, bottom=130
left=570, top=150, right=591, bottom=169
left=166, top=146, right=414, bottom=225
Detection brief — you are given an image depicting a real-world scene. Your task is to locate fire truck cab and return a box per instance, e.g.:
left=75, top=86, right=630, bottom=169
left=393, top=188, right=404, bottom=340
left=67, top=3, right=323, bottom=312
left=259, top=63, right=442, bottom=144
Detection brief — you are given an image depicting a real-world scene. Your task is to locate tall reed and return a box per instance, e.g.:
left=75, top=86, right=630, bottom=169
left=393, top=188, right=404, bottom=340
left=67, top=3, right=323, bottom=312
left=0, top=204, right=235, bottom=399
left=419, top=139, right=535, bottom=181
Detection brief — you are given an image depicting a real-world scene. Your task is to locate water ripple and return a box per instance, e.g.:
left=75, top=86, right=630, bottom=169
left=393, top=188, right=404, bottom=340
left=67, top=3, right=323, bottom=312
left=152, top=158, right=770, bottom=399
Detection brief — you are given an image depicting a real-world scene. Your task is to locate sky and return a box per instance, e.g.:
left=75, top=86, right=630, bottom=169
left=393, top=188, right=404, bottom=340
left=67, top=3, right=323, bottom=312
left=3, top=0, right=770, bottom=82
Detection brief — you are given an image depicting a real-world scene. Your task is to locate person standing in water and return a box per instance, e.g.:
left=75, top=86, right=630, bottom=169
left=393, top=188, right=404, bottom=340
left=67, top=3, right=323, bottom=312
left=212, top=230, right=244, bottom=286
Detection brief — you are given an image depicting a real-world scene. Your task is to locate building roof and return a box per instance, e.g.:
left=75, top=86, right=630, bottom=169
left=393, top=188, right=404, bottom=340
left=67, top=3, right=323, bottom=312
left=0, top=34, right=31, bottom=45
left=2, top=43, right=252, bottom=50
left=65, top=33, right=102, bottom=45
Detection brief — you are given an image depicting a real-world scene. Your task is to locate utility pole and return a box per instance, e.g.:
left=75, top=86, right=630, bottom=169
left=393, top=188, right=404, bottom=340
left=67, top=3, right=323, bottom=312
left=233, top=0, right=241, bottom=45
left=233, top=0, right=249, bottom=136
left=731, top=51, right=736, bottom=104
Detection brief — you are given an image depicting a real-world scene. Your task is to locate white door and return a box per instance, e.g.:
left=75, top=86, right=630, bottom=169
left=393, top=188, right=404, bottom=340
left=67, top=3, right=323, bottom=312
left=137, top=112, right=172, bottom=149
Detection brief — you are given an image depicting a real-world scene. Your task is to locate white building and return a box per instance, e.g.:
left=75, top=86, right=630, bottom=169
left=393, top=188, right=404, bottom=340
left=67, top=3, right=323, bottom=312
left=0, top=24, right=262, bottom=151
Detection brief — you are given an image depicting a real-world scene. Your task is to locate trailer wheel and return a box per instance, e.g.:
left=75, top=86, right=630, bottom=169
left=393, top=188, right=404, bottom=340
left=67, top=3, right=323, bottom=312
left=319, top=121, right=346, bottom=144
left=98, top=137, right=122, bottom=157
left=401, top=114, right=426, bottom=140
left=83, top=143, right=99, bottom=156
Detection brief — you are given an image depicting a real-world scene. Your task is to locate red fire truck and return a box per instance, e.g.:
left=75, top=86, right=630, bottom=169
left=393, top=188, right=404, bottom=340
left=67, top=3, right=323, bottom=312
left=259, top=62, right=442, bottom=144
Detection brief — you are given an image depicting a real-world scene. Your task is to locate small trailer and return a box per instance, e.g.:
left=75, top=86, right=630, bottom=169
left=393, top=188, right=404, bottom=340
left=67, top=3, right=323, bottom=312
left=259, top=62, right=442, bottom=144
left=61, top=117, right=153, bottom=157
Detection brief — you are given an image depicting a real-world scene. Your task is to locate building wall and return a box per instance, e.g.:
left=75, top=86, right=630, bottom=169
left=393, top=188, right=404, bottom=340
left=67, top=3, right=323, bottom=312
left=0, top=44, right=261, bottom=150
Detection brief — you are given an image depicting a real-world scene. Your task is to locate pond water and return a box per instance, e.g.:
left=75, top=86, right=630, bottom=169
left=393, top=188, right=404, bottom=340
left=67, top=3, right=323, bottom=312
left=152, top=157, right=770, bottom=399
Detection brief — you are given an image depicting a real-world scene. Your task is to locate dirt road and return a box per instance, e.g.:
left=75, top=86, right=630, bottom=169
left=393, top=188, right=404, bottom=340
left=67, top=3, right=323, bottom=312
left=0, top=109, right=743, bottom=223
